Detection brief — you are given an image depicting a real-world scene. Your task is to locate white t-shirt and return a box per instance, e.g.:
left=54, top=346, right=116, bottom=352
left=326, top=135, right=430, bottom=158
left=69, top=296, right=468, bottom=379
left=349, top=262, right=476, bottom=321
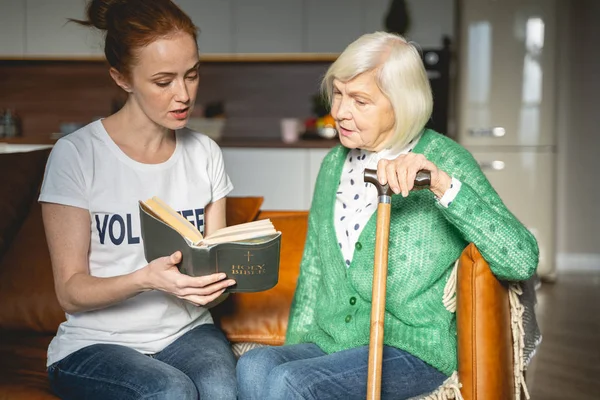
left=39, top=120, right=233, bottom=366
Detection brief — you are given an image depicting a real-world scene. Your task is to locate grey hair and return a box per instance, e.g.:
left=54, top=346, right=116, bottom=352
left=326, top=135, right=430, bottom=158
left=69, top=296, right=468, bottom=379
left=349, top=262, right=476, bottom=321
left=321, top=31, right=433, bottom=149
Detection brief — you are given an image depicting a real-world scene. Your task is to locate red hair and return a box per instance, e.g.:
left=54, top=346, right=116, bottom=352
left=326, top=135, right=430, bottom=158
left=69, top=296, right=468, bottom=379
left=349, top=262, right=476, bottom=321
left=72, top=0, right=198, bottom=77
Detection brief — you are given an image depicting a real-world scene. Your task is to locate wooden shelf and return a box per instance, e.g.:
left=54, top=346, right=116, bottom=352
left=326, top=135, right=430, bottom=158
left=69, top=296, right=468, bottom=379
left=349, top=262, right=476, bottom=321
left=0, top=53, right=339, bottom=63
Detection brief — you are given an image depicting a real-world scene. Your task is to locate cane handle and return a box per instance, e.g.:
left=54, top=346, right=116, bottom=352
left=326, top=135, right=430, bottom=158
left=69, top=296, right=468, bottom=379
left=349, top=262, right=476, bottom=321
left=363, top=169, right=431, bottom=197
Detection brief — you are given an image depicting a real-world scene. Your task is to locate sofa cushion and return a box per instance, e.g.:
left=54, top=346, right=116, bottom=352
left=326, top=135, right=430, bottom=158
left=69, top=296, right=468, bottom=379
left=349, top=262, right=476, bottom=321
left=0, top=149, right=50, bottom=260
left=0, top=198, right=65, bottom=333
left=213, top=211, right=308, bottom=345
left=0, top=332, right=57, bottom=400
left=457, top=243, right=515, bottom=400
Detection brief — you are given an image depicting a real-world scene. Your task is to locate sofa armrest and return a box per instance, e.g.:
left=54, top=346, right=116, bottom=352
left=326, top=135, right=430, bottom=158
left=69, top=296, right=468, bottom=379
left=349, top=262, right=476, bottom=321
left=457, top=243, right=515, bottom=400
left=225, top=197, right=264, bottom=227
left=212, top=210, right=308, bottom=345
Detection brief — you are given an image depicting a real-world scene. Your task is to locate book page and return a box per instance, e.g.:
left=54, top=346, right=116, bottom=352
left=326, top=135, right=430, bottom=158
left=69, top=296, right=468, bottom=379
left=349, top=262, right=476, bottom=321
left=201, top=226, right=277, bottom=246
left=141, top=197, right=275, bottom=247
left=199, top=219, right=276, bottom=245
left=140, top=198, right=203, bottom=244
left=206, top=219, right=273, bottom=239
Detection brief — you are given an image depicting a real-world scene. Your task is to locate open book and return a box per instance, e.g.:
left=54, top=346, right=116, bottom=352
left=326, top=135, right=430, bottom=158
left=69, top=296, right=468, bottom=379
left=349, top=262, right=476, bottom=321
left=139, top=196, right=277, bottom=246
left=138, top=197, right=281, bottom=292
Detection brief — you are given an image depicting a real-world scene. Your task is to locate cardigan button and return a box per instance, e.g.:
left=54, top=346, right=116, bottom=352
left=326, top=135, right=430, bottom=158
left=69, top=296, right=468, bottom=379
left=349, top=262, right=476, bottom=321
left=345, top=315, right=352, bottom=323
left=349, top=297, right=356, bottom=305
left=355, top=242, right=362, bottom=250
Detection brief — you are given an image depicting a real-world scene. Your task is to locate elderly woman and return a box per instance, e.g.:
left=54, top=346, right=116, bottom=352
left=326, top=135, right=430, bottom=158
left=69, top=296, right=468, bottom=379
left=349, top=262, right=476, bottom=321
left=237, top=32, right=539, bottom=400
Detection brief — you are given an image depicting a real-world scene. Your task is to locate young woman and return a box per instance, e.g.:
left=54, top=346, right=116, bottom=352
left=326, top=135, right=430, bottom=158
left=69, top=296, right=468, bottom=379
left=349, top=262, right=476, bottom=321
left=40, top=1, right=237, bottom=398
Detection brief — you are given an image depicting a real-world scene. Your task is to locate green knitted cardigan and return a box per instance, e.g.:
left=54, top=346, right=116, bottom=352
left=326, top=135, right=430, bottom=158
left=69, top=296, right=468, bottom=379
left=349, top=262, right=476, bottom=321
left=285, top=129, right=539, bottom=376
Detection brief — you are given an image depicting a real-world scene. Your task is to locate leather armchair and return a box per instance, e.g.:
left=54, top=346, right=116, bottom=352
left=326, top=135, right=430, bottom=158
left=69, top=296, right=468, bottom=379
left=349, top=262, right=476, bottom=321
left=457, top=243, right=516, bottom=400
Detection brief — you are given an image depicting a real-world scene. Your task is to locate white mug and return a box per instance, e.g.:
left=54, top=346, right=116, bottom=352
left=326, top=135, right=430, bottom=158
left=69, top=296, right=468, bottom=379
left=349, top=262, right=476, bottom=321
left=280, top=118, right=301, bottom=143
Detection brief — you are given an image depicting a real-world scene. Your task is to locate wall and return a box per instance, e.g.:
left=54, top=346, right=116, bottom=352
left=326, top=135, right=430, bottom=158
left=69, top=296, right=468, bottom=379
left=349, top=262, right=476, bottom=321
left=1, top=0, right=455, bottom=56
left=0, top=0, right=456, bottom=140
left=0, top=46, right=451, bottom=141
left=555, top=0, right=600, bottom=268
left=195, top=62, right=329, bottom=139
left=0, top=61, right=330, bottom=140
left=0, top=61, right=120, bottom=138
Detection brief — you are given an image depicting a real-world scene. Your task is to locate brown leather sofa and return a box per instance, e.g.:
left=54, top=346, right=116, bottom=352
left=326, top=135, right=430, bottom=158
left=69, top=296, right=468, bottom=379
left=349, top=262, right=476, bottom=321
left=0, top=149, right=516, bottom=400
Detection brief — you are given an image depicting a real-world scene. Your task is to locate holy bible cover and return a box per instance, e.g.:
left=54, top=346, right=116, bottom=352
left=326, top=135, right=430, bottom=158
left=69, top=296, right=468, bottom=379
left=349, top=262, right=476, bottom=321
left=139, top=203, right=281, bottom=293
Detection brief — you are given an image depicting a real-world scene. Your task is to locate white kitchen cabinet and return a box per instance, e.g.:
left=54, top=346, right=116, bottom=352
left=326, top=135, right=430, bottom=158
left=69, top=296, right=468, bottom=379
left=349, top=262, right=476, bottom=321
left=363, top=0, right=389, bottom=34
left=363, top=0, right=455, bottom=48
left=469, top=149, right=556, bottom=279
left=176, top=0, right=233, bottom=54
left=26, top=0, right=103, bottom=56
left=306, top=148, right=330, bottom=207
left=232, top=0, right=304, bottom=53
left=222, top=147, right=331, bottom=210
left=0, top=143, right=53, bottom=153
left=4, top=0, right=458, bottom=58
left=458, top=0, right=559, bottom=279
left=457, top=0, right=558, bottom=147
left=306, top=0, right=455, bottom=54
left=222, top=148, right=308, bottom=210
left=0, top=0, right=26, bottom=56
left=405, top=0, right=455, bottom=48
left=305, top=0, right=363, bottom=53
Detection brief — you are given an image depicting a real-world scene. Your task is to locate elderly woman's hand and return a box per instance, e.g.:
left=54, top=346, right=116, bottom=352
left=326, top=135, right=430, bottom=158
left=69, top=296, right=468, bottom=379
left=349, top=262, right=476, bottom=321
left=377, top=153, right=452, bottom=198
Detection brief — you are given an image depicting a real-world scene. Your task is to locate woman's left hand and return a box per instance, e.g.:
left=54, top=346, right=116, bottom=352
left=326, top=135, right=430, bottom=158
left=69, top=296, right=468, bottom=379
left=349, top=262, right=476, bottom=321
left=377, top=153, right=452, bottom=198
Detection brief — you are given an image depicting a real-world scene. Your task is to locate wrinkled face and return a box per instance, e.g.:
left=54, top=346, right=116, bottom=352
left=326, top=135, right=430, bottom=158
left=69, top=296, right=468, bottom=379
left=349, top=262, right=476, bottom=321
left=331, top=71, right=395, bottom=152
left=128, top=32, right=200, bottom=130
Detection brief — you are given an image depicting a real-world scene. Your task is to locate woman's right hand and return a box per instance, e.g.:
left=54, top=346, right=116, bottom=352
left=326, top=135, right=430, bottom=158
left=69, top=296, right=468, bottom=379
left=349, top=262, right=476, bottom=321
left=143, top=251, right=236, bottom=306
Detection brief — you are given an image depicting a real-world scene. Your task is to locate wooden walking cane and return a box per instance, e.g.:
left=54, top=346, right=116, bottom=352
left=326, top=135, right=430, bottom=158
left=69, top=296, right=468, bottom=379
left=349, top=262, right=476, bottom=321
left=363, top=168, right=431, bottom=400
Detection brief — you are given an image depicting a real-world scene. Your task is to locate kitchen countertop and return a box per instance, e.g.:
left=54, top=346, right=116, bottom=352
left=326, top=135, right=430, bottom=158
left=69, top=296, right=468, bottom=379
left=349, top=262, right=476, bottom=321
left=0, top=142, right=54, bottom=153
left=1, top=136, right=341, bottom=149
left=216, top=137, right=339, bottom=149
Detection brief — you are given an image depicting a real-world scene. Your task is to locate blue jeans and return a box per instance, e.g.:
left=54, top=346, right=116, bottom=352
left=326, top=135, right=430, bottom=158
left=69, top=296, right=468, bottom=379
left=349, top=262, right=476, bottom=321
left=48, top=324, right=236, bottom=400
left=237, top=343, right=447, bottom=400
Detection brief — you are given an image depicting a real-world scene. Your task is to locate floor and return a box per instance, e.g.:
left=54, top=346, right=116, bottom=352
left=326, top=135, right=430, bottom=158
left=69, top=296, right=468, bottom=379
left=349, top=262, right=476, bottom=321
left=526, top=271, right=600, bottom=400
